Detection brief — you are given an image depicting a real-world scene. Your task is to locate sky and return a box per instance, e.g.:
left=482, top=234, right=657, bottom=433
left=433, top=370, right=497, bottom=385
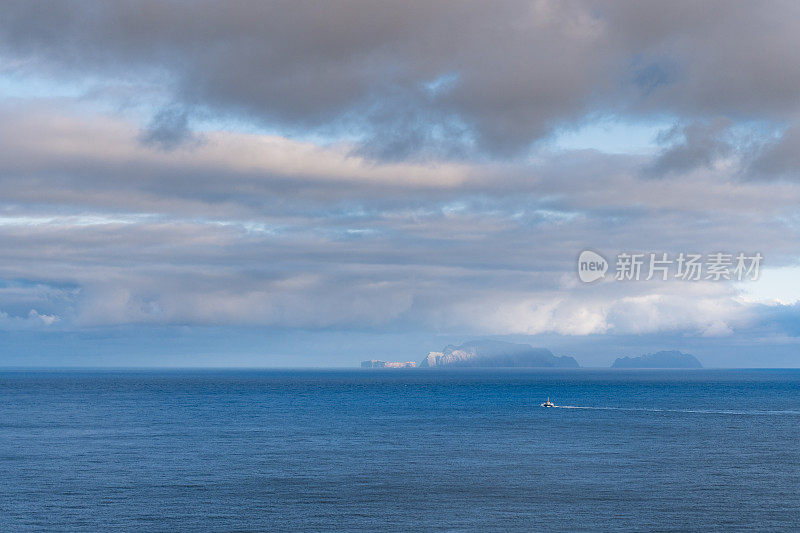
left=1, top=0, right=799, bottom=367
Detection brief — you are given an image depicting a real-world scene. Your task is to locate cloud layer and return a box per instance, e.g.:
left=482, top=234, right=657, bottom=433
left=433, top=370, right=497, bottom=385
left=4, top=1, right=800, bottom=157
left=1, top=2, right=799, bottom=363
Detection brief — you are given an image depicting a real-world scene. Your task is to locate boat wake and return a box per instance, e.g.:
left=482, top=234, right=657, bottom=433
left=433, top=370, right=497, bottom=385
left=553, top=405, right=800, bottom=416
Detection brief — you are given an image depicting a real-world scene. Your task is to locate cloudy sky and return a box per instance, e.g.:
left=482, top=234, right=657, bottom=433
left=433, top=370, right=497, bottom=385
left=1, top=0, right=799, bottom=367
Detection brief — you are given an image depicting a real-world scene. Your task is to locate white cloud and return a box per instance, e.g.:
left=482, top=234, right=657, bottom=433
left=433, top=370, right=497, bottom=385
left=738, top=265, right=800, bottom=305
left=0, top=308, right=60, bottom=329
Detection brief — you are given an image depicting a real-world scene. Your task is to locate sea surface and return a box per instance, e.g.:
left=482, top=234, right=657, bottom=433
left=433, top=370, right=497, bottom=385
left=1, top=368, right=799, bottom=531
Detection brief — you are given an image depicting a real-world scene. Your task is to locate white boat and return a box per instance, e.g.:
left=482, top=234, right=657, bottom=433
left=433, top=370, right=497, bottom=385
left=540, top=397, right=556, bottom=407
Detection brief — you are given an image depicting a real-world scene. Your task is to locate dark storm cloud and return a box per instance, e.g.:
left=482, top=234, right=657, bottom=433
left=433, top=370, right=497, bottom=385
left=139, top=107, right=197, bottom=150
left=3, top=1, right=800, bottom=158
left=646, top=118, right=735, bottom=176
left=748, top=124, right=800, bottom=180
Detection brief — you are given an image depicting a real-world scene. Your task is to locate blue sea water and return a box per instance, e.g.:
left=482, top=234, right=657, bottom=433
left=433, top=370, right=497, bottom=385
left=1, top=369, right=799, bottom=531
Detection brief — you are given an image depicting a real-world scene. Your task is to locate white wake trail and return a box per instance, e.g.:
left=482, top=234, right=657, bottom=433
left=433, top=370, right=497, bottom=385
left=551, top=405, right=800, bottom=416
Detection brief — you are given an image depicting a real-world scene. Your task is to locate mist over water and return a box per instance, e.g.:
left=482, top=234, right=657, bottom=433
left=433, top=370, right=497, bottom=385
left=2, top=368, right=799, bottom=531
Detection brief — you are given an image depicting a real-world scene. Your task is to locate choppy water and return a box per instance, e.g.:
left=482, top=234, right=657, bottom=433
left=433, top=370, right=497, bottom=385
left=1, top=368, right=799, bottom=531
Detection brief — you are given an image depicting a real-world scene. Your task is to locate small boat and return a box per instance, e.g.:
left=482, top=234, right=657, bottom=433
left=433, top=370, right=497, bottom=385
left=541, top=397, right=556, bottom=407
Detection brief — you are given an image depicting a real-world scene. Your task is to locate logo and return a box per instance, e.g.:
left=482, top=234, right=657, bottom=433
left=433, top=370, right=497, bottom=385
left=576, top=250, right=762, bottom=283
left=578, top=250, right=608, bottom=283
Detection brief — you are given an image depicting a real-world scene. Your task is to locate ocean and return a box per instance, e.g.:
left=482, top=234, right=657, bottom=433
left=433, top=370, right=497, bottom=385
left=1, top=369, right=799, bottom=531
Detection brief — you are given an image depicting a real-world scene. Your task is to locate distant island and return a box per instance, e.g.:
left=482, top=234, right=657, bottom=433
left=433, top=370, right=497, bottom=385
left=611, top=350, right=702, bottom=369
left=361, top=360, right=416, bottom=368
left=419, top=340, right=579, bottom=368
